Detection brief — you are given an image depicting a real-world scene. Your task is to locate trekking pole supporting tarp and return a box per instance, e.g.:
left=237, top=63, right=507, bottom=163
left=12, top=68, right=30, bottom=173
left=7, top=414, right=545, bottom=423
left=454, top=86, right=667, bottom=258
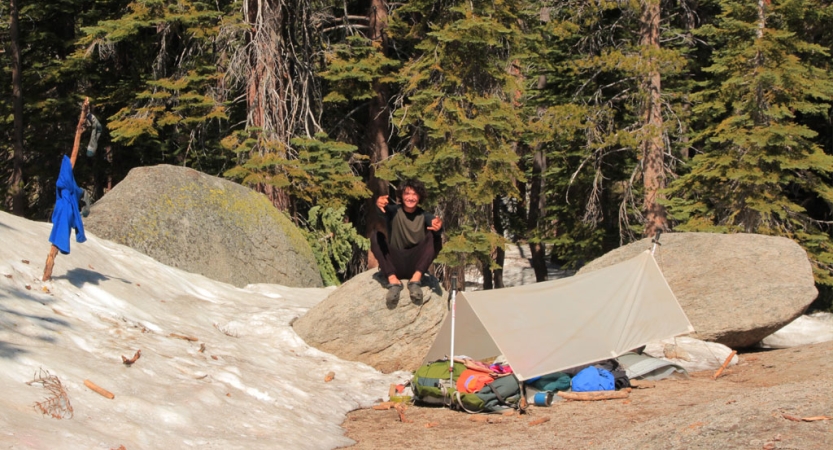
left=651, top=229, right=663, bottom=256
left=449, top=276, right=457, bottom=386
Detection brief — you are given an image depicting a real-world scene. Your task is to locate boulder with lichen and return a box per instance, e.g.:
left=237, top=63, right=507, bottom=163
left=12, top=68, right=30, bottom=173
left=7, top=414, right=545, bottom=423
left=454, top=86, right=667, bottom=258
left=85, top=164, right=322, bottom=288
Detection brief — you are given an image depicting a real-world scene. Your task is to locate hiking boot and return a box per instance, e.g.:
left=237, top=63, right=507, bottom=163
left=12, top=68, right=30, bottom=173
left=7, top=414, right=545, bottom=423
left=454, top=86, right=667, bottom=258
left=385, top=283, right=403, bottom=308
left=408, top=281, right=423, bottom=305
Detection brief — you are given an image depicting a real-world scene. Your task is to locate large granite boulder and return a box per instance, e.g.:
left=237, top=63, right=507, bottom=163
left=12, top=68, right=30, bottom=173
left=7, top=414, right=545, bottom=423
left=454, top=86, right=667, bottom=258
left=85, top=165, right=322, bottom=288
left=578, top=232, right=817, bottom=349
left=293, top=270, right=447, bottom=373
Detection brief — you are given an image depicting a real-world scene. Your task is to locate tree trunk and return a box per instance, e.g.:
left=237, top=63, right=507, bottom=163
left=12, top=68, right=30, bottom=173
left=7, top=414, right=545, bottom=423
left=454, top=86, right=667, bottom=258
left=482, top=257, right=493, bottom=290
left=492, top=246, right=505, bottom=289
left=365, top=0, right=391, bottom=269
left=245, top=0, right=270, bottom=130
left=527, top=148, right=548, bottom=282
left=245, top=0, right=291, bottom=214
left=491, top=198, right=505, bottom=289
left=450, top=265, right=466, bottom=293
left=640, top=0, right=667, bottom=238
left=9, top=0, right=26, bottom=215
left=756, top=0, right=766, bottom=40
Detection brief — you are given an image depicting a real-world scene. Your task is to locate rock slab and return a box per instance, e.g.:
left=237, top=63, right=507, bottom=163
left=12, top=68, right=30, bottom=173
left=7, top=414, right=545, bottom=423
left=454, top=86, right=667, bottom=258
left=85, top=165, right=322, bottom=288
left=294, top=270, right=447, bottom=373
left=578, top=232, right=817, bottom=349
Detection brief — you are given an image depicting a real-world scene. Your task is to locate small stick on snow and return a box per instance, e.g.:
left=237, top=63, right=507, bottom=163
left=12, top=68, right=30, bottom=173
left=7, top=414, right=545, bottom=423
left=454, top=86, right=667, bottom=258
left=84, top=379, right=114, bottom=399
left=169, top=333, right=198, bottom=342
left=121, top=350, right=141, bottom=366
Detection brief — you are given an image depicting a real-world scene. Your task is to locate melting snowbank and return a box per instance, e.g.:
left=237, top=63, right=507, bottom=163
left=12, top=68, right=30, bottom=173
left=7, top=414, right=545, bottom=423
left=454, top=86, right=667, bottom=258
left=0, top=211, right=406, bottom=449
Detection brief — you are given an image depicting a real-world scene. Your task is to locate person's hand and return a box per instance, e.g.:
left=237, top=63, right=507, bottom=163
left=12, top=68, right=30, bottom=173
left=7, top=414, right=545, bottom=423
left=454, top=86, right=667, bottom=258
left=376, top=195, right=389, bottom=213
left=427, top=216, right=443, bottom=231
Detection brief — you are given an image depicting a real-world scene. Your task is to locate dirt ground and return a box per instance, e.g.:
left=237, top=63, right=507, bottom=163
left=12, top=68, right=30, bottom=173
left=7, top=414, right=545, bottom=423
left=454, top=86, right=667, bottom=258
left=340, top=341, right=833, bottom=449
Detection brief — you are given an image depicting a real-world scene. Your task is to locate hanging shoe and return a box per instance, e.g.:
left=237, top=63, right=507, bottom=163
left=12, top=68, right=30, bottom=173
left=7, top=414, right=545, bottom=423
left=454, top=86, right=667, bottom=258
left=385, top=283, right=403, bottom=308
left=408, top=280, right=423, bottom=305
left=80, top=189, right=92, bottom=218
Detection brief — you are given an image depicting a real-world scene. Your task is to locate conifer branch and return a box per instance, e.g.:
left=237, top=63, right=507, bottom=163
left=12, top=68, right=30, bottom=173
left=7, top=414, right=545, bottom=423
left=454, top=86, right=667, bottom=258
left=27, top=369, right=73, bottom=419
left=321, top=24, right=370, bottom=33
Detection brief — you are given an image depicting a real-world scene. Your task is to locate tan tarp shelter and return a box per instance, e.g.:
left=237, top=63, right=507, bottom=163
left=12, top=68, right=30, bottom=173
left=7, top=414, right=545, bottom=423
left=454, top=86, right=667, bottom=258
left=423, top=250, right=694, bottom=381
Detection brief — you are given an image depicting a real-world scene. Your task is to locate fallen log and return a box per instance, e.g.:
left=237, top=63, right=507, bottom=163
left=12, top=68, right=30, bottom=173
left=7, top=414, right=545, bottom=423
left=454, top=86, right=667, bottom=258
left=557, top=390, right=629, bottom=401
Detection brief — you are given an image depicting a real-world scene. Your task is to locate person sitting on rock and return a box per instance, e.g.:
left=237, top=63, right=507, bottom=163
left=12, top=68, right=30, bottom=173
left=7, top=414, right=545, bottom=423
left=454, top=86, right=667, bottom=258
left=371, top=179, right=443, bottom=305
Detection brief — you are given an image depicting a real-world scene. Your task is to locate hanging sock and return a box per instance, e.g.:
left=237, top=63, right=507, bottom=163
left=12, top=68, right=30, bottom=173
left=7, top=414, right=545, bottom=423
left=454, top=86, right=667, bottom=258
left=86, top=114, right=103, bottom=157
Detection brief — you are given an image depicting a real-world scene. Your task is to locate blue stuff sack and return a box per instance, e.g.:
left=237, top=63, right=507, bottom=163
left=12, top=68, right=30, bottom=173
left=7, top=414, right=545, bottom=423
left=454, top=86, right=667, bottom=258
left=571, top=366, right=615, bottom=392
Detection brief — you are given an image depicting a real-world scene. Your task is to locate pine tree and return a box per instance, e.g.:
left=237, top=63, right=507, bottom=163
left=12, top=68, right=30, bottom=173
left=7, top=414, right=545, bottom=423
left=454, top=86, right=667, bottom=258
left=225, top=133, right=370, bottom=213
left=7, top=0, right=25, bottom=215
left=526, top=1, right=690, bottom=267
left=666, top=0, right=833, bottom=284
left=76, top=0, right=237, bottom=173
left=305, top=205, right=369, bottom=286
left=316, top=16, right=401, bottom=269
left=0, top=0, right=113, bottom=218
left=226, top=0, right=332, bottom=211
left=379, top=0, right=531, bottom=284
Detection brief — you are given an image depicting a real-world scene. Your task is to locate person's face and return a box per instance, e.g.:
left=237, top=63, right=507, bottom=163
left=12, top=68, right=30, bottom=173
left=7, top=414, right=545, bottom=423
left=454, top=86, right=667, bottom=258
left=402, top=187, right=420, bottom=211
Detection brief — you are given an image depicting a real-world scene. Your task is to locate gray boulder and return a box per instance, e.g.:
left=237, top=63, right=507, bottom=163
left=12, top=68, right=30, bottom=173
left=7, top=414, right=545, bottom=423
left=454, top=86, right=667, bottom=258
left=85, top=165, right=322, bottom=288
left=578, top=232, right=817, bottom=349
left=293, top=270, right=447, bottom=373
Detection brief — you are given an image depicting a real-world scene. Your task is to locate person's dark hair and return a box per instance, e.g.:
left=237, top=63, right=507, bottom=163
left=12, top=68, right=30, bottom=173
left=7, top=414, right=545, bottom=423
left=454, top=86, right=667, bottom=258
left=398, top=179, right=427, bottom=203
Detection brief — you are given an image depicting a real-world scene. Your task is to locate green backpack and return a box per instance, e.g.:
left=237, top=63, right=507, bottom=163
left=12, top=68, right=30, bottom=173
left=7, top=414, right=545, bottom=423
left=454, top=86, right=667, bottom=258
left=454, top=374, right=523, bottom=413
left=412, top=360, right=467, bottom=406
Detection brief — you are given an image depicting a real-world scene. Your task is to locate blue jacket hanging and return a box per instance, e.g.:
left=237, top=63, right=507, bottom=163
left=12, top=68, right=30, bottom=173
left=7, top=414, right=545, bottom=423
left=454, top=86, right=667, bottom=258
left=48, top=155, right=86, bottom=254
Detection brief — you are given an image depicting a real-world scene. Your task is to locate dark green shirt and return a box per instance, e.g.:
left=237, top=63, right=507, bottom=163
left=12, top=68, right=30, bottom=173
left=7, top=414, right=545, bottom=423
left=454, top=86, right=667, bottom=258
left=380, top=204, right=440, bottom=250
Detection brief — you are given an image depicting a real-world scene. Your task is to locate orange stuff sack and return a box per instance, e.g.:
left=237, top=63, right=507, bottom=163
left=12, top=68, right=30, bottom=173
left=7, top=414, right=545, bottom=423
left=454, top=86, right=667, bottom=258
left=456, top=369, right=495, bottom=394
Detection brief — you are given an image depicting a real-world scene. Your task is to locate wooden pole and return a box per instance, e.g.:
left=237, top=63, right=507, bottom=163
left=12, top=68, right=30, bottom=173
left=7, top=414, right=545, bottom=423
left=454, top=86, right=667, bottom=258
left=43, top=98, right=90, bottom=282
left=42, top=245, right=60, bottom=282
left=69, top=98, right=89, bottom=167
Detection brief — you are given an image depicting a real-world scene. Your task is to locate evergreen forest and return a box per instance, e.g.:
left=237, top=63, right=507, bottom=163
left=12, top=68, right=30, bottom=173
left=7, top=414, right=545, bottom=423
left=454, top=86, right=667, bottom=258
left=3, top=0, right=833, bottom=310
